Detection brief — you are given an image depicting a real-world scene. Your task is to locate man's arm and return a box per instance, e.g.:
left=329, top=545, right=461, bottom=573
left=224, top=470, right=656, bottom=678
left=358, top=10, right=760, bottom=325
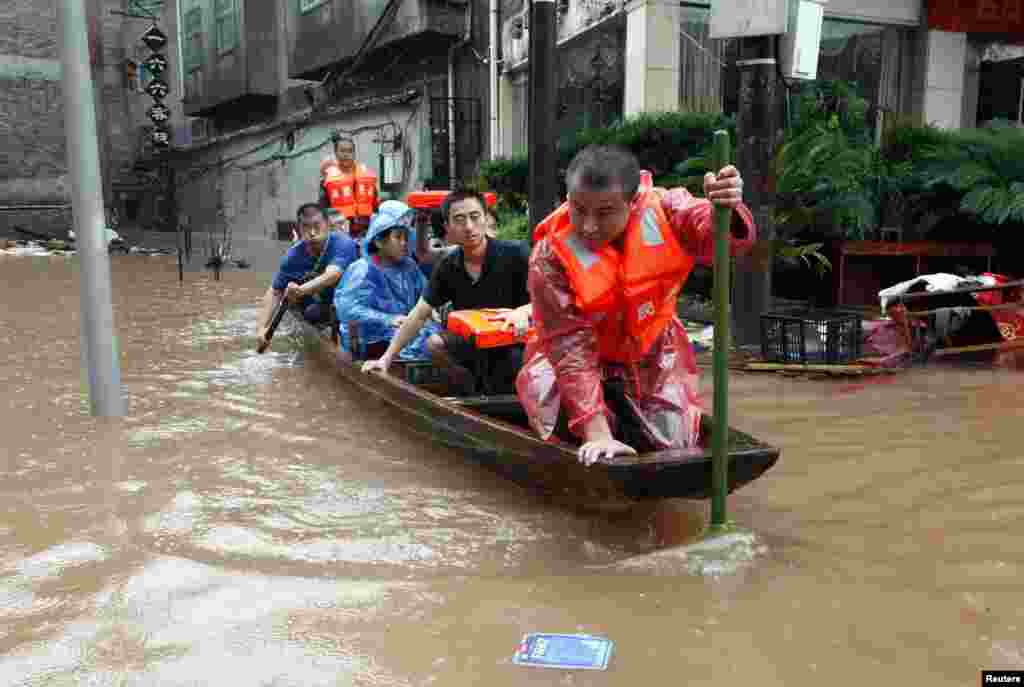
left=362, top=297, right=434, bottom=372
left=660, top=187, right=756, bottom=263
left=257, top=285, right=284, bottom=344
left=298, top=264, right=342, bottom=297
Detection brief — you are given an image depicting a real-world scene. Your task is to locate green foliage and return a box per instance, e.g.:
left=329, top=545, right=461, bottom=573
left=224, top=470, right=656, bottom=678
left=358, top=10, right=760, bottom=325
left=774, top=122, right=889, bottom=239
left=493, top=205, right=530, bottom=241
left=787, top=80, right=874, bottom=145
left=478, top=155, right=529, bottom=210
left=912, top=125, right=1024, bottom=226
left=562, top=111, right=735, bottom=181
left=773, top=240, right=832, bottom=276
left=771, top=80, right=913, bottom=239
left=478, top=111, right=732, bottom=209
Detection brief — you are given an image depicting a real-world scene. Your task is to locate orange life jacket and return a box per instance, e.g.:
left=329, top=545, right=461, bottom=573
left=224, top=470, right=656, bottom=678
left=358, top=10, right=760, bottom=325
left=322, top=160, right=378, bottom=219
left=539, top=192, right=695, bottom=363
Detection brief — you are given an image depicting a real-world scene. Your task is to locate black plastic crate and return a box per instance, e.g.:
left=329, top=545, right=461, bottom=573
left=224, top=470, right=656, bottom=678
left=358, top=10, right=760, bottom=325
left=760, top=309, right=862, bottom=364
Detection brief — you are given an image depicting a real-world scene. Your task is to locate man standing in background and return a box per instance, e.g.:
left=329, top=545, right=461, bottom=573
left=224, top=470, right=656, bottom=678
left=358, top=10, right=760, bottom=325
left=320, top=134, right=378, bottom=241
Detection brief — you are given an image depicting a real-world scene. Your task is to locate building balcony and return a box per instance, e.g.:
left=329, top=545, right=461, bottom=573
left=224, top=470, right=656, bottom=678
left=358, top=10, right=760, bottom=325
left=288, top=0, right=468, bottom=82
left=502, top=0, right=626, bottom=72
left=181, top=0, right=282, bottom=118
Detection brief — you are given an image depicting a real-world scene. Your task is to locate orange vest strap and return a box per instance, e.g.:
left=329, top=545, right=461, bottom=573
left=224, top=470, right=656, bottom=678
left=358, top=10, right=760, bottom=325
left=549, top=193, right=694, bottom=362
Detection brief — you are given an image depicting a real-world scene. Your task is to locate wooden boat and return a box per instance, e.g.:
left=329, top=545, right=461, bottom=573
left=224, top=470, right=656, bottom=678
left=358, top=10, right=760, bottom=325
left=294, top=318, right=780, bottom=505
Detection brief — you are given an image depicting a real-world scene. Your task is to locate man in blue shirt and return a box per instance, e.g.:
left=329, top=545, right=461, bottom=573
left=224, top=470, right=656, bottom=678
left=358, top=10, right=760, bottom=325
left=256, top=203, right=358, bottom=349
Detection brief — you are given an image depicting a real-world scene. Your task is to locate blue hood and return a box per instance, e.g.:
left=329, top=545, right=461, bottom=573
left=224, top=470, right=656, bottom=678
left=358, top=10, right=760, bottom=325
left=363, top=200, right=414, bottom=254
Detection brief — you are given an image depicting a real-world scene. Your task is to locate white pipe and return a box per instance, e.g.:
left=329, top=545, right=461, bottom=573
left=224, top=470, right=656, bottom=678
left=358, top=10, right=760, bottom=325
left=489, top=0, right=500, bottom=159
left=175, top=0, right=186, bottom=106
left=447, top=4, right=472, bottom=184
left=448, top=47, right=457, bottom=184
left=57, top=0, right=125, bottom=416
left=1018, top=77, right=1023, bottom=126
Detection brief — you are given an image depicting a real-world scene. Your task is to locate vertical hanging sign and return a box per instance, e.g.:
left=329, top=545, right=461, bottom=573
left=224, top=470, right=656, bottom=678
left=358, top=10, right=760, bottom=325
left=139, top=25, right=172, bottom=149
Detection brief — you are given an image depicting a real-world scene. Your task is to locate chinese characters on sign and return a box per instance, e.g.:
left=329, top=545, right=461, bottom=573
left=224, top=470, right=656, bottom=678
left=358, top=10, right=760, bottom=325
left=139, top=25, right=168, bottom=53
left=147, top=103, right=171, bottom=123
left=145, top=78, right=169, bottom=100
left=139, top=25, right=172, bottom=149
left=143, top=53, right=168, bottom=76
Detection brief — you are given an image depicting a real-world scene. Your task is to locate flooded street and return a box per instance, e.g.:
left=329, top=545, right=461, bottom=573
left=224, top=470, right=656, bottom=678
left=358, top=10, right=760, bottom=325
left=1, top=253, right=1022, bottom=686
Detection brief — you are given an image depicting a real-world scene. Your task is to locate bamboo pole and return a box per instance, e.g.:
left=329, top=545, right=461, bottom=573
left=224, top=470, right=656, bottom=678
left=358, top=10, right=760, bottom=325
left=932, top=339, right=1024, bottom=357
left=710, top=130, right=732, bottom=528
left=740, top=362, right=896, bottom=374
left=906, top=302, right=1024, bottom=317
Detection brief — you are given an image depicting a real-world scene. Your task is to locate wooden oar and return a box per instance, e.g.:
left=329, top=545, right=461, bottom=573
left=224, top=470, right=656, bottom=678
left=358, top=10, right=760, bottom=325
left=257, top=298, right=290, bottom=354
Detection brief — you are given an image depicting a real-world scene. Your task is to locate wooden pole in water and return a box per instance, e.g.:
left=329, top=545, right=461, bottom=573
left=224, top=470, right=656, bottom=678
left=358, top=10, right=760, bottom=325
left=710, top=130, right=733, bottom=528
left=527, top=0, right=559, bottom=245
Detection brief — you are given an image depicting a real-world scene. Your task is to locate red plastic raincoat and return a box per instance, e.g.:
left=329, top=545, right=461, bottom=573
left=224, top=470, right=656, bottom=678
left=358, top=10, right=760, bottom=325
left=515, top=188, right=756, bottom=449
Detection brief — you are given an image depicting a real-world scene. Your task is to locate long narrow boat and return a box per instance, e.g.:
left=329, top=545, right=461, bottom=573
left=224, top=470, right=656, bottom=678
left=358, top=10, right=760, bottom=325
left=295, top=318, right=780, bottom=506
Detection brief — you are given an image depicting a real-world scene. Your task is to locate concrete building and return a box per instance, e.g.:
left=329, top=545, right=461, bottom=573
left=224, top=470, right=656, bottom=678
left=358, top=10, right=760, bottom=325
left=0, top=0, right=187, bottom=237
left=1, top=0, right=1020, bottom=239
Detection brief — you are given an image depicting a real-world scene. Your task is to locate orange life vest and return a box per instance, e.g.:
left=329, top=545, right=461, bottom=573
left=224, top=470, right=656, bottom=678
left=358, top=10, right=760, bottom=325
left=406, top=190, right=498, bottom=210
left=322, top=160, right=378, bottom=219
left=539, top=192, right=695, bottom=363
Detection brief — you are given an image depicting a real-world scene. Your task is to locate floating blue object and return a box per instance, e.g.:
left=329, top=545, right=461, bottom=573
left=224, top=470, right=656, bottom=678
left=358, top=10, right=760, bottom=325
left=512, top=633, right=614, bottom=670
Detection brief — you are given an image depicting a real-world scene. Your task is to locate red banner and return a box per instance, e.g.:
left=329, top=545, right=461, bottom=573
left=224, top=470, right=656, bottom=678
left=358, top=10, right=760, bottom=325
left=928, top=0, right=1024, bottom=34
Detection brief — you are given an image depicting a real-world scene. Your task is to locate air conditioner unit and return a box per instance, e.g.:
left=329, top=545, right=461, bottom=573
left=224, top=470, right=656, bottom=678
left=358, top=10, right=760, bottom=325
left=380, top=151, right=404, bottom=187
left=778, top=0, right=826, bottom=80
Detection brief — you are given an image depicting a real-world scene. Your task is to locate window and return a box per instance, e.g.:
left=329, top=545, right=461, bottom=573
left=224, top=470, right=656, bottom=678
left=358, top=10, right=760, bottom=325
left=299, top=0, right=328, bottom=13
left=185, top=68, right=203, bottom=100
left=214, top=0, right=239, bottom=55
left=817, top=19, right=909, bottom=113
left=679, top=4, right=739, bottom=114
left=184, top=5, right=204, bottom=71
left=676, top=4, right=910, bottom=116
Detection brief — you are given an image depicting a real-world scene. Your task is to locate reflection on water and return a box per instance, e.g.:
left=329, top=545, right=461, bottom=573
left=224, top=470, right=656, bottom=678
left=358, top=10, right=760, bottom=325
left=0, top=255, right=1022, bottom=686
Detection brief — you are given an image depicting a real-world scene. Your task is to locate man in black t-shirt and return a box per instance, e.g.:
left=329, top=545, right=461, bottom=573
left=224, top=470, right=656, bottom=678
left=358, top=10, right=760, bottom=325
left=361, top=189, right=531, bottom=393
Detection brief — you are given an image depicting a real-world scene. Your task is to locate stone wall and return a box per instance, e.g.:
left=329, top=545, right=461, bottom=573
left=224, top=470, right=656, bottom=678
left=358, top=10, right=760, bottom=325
left=0, top=0, right=186, bottom=238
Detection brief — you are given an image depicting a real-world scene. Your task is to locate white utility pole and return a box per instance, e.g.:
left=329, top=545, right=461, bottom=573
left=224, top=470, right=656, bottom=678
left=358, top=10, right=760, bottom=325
left=57, top=0, right=125, bottom=416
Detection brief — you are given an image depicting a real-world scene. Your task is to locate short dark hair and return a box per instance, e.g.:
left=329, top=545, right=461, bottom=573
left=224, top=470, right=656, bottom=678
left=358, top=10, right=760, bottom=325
left=332, top=133, right=355, bottom=149
left=441, top=188, right=488, bottom=225
left=296, top=202, right=327, bottom=221
left=565, top=145, right=640, bottom=202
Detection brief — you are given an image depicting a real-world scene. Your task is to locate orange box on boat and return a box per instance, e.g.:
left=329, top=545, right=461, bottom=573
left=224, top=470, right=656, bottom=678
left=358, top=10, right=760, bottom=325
left=406, top=190, right=497, bottom=210
left=446, top=309, right=533, bottom=348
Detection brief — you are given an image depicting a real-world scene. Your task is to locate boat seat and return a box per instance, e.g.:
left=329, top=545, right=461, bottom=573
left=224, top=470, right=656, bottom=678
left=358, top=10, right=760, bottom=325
left=345, top=320, right=445, bottom=386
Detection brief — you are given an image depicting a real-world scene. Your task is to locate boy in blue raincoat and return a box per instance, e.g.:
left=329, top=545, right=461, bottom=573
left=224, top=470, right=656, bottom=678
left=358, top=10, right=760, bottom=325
left=335, top=201, right=440, bottom=361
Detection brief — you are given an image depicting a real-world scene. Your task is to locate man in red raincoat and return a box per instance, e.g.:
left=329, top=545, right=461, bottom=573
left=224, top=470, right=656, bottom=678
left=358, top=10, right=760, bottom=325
left=515, top=145, right=755, bottom=465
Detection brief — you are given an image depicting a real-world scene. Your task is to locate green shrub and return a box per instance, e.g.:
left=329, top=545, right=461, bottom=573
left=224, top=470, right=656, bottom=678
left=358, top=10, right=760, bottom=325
left=562, top=111, right=735, bottom=181
left=478, top=111, right=731, bottom=208
left=913, top=125, right=1024, bottom=226
left=478, top=154, right=529, bottom=209
left=770, top=80, right=913, bottom=239
left=873, top=120, right=1024, bottom=236
left=493, top=205, right=530, bottom=241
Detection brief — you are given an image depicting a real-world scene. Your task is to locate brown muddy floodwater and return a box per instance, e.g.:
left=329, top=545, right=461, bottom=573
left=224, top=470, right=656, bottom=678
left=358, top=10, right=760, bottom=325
left=1, top=253, right=1022, bottom=687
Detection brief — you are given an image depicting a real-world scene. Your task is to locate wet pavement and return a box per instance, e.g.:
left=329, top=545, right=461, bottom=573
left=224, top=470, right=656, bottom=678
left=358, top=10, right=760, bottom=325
left=1, top=252, right=1022, bottom=686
